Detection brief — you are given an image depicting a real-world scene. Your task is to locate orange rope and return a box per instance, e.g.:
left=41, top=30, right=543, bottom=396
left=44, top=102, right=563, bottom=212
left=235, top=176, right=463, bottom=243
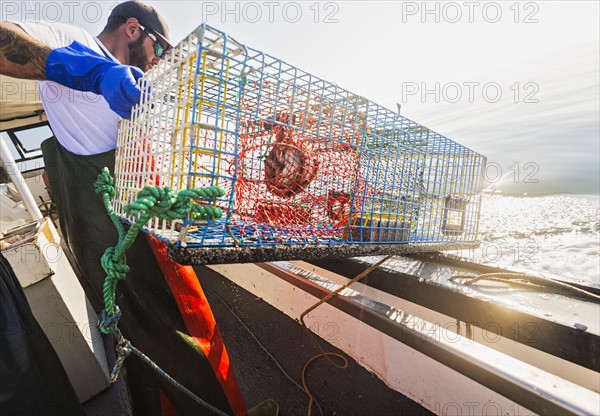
left=299, top=255, right=392, bottom=415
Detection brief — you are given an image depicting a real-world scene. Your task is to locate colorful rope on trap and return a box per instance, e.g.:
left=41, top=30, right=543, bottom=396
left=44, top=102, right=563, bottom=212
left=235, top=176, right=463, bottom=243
left=94, top=167, right=225, bottom=333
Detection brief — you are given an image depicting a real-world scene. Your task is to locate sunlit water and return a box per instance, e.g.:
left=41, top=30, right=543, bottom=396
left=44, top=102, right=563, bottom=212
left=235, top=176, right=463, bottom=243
left=450, top=194, right=599, bottom=285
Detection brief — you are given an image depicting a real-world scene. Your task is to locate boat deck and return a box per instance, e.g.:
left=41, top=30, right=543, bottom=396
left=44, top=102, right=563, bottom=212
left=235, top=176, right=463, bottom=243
left=196, top=265, right=433, bottom=416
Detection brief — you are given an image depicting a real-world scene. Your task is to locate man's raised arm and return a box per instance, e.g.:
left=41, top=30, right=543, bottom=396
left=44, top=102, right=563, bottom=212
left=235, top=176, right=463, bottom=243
left=0, top=21, right=142, bottom=119
left=0, top=22, right=51, bottom=80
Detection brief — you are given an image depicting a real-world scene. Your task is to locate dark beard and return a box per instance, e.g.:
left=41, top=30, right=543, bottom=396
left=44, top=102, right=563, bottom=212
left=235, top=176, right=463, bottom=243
left=128, top=35, right=150, bottom=71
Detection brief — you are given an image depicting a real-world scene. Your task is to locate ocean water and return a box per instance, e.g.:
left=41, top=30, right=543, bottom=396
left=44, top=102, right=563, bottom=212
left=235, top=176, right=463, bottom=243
left=451, top=194, right=600, bottom=285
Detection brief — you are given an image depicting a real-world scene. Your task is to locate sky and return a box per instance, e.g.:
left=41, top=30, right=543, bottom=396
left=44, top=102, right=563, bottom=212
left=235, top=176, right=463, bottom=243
left=2, top=1, right=599, bottom=194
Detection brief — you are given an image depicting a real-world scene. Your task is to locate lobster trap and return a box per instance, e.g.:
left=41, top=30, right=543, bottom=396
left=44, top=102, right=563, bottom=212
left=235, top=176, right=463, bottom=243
left=114, top=25, right=486, bottom=264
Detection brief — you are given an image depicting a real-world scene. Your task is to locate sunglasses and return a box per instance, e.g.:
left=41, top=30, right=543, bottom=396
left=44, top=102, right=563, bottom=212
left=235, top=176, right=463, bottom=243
left=139, top=25, right=166, bottom=58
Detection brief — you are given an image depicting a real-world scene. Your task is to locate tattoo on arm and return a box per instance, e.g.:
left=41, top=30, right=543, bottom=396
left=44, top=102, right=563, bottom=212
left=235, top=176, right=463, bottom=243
left=0, top=22, right=51, bottom=80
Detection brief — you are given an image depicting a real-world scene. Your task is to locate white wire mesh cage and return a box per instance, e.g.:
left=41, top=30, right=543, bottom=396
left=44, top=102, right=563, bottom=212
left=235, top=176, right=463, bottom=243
left=113, top=24, right=486, bottom=263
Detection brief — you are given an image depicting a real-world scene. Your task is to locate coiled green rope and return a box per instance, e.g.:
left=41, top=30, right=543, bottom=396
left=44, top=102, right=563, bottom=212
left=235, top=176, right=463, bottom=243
left=94, top=167, right=225, bottom=334
left=93, top=168, right=233, bottom=415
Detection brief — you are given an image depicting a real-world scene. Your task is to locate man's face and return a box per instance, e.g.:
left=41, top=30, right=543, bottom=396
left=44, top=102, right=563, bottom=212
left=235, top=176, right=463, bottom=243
left=128, top=34, right=153, bottom=72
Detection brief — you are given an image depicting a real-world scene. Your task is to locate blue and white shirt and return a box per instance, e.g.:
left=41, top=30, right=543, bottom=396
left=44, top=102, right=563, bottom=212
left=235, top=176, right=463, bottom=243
left=18, top=21, right=121, bottom=155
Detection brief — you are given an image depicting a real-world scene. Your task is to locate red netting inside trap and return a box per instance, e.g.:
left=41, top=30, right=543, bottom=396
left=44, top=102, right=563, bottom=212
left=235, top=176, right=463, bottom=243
left=233, top=85, right=374, bottom=242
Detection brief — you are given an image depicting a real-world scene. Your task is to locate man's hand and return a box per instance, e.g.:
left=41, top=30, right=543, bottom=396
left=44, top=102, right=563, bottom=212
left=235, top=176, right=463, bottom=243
left=99, top=65, right=144, bottom=119
left=46, top=41, right=143, bottom=119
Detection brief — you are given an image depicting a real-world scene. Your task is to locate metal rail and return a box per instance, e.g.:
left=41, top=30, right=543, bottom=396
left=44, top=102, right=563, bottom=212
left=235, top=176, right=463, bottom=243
left=258, top=261, right=600, bottom=416
left=0, top=136, right=43, bottom=221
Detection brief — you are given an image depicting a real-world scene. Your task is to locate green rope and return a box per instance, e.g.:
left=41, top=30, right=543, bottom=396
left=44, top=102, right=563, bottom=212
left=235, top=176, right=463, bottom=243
left=95, top=169, right=126, bottom=242
left=93, top=168, right=233, bottom=414
left=94, top=167, right=225, bottom=334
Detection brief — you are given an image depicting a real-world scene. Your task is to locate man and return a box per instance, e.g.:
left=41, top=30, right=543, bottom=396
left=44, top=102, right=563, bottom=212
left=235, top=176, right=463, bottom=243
left=0, top=2, right=253, bottom=415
